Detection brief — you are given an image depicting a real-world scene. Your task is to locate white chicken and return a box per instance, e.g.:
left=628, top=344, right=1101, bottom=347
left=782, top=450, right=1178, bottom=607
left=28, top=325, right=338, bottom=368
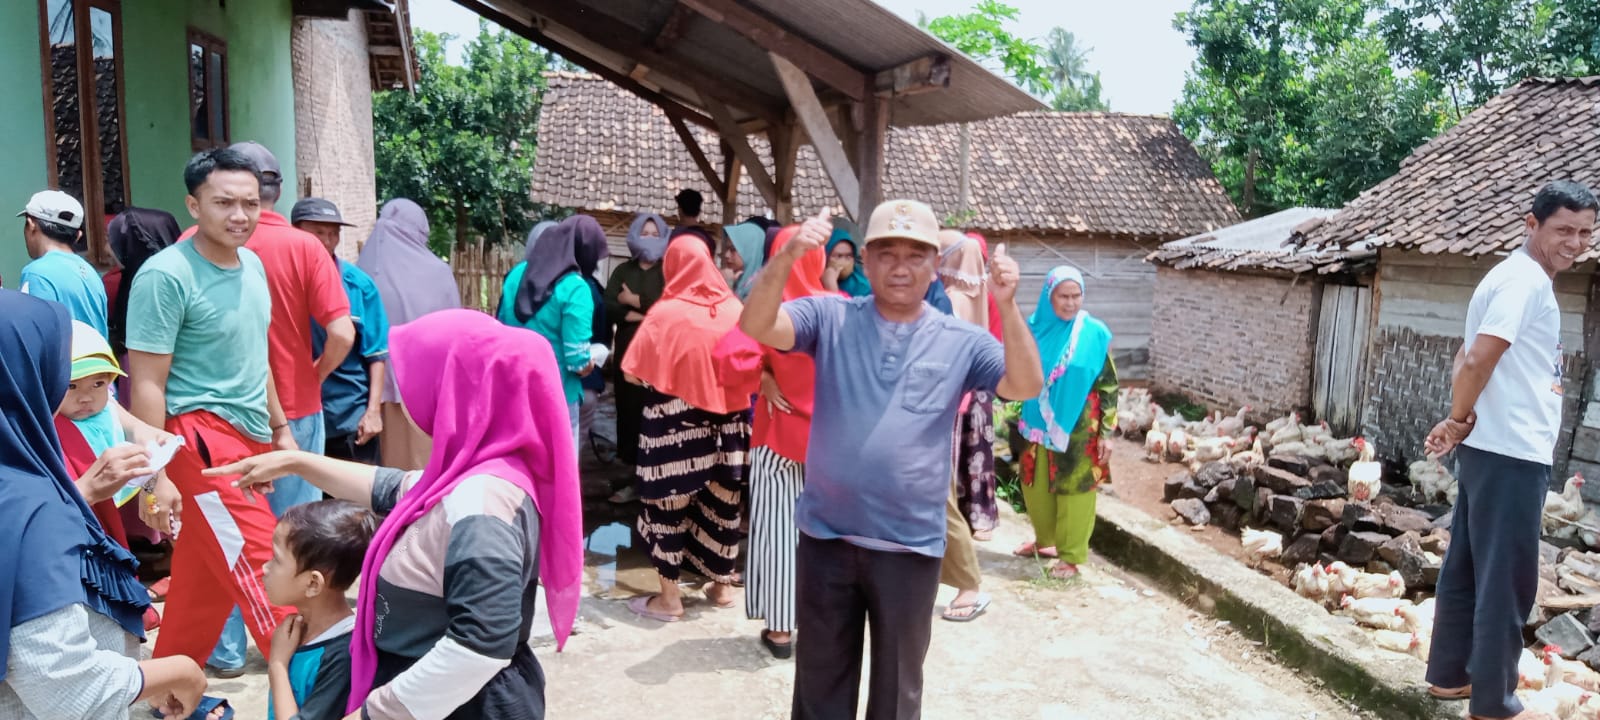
left=1340, top=595, right=1410, bottom=630
left=1347, top=437, right=1382, bottom=503
left=1185, top=436, right=1237, bottom=468
left=1241, top=528, right=1284, bottom=568
left=1325, top=561, right=1357, bottom=597
left=1523, top=681, right=1587, bottom=719
left=1523, top=647, right=1552, bottom=690
left=1292, top=563, right=1330, bottom=601
left=1395, top=597, right=1436, bottom=634
left=1264, top=411, right=1300, bottom=436
left=1409, top=459, right=1458, bottom=505
left=1545, top=646, right=1600, bottom=692
left=1268, top=421, right=1304, bottom=449
left=1230, top=436, right=1266, bottom=472
left=1144, top=426, right=1168, bottom=463
left=1320, top=436, right=1361, bottom=467
left=1301, top=421, right=1333, bottom=445
left=1216, top=406, right=1250, bottom=438
left=1348, top=570, right=1405, bottom=600
left=1578, top=508, right=1600, bottom=549
left=1165, top=427, right=1189, bottom=463
left=1370, top=629, right=1419, bottom=655
left=1576, top=692, right=1600, bottom=720
left=1545, top=473, right=1587, bottom=535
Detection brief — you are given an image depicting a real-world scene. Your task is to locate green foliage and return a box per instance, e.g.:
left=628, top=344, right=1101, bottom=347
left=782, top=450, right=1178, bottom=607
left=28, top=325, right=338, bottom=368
left=1043, top=28, right=1110, bottom=111
left=373, top=23, right=554, bottom=254
left=1175, top=0, right=1599, bottom=215
left=921, top=1, right=1054, bottom=97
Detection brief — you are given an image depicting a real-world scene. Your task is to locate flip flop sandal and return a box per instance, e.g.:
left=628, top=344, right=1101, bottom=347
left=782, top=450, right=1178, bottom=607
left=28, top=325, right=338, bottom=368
left=1427, top=685, right=1471, bottom=699
left=147, top=576, right=172, bottom=601
left=760, top=630, right=794, bottom=660
left=627, top=595, right=680, bottom=623
left=1012, top=542, right=1058, bottom=558
left=150, top=696, right=232, bottom=720
left=941, top=593, right=991, bottom=623
left=700, top=582, right=738, bottom=608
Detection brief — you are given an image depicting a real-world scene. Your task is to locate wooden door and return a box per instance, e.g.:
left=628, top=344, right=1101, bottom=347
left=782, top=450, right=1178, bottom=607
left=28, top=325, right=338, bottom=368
left=1313, top=284, right=1372, bottom=435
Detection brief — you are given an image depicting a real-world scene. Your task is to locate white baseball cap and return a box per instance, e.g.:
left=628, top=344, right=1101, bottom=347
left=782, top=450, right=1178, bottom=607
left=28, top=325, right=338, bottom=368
left=17, top=190, right=85, bottom=230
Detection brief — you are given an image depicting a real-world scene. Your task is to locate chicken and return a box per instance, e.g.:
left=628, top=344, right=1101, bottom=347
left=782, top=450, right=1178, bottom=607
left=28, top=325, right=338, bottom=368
left=1268, top=440, right=1308, bottom=458
left=1185, top=436, right=1237, bottom=467
left=1302, top=421, right=1333, bottom=445
left=1154, top=405, right=1186, bottom=433
left=1164, top=427, right=1189, bottom=463
left=1117, top=397, right=1156, bottom=437
left=1320, top=436, right=1361, bottom=467
left=1230, top=436, right=1266, bottom=472
left=1241, top=528, right=1283, bottom=568
left=1265, top=411, right=1300, bottom=436
left=1577, top=691, right=1600, bottom=720
left=1184, top=413, right=1219, bottom=439
left=1216, top=406, right=1250, bottom=439
left=1409, top=459, right=1458, bottom=505
left=1545, top=473, right=1587, bottom=535
left=1144, top=426, right=1168, bottom=463
left=1523, top=647, right=1552, bottom=690
left=1339, top=595, right=1410, bottom=630
left=1523, top=681, right=1587, bottom=719
left=1546, top=646, right=1600, bottom=692
left=1292, top=563, right=1330, bottom=601
left=1412, top=630, right=1432, bottom=661
left=1578, top=508, right=1600, bottom=550
left=1325, top=561, right=1357, bottom=597
left=1395, top=597, right=1436, bottom=634
left=1371, top=629, right=1419, bottom=655
left=1348, top=569, right=1405, bottom=599
left=1347, top=437, right=1382, bottom=503
left=1268, top=421, right=1304, bottom=449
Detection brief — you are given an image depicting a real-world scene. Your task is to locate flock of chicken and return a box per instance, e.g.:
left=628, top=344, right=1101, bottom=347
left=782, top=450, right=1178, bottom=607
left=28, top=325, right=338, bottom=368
left=1290, top=560, right=1431, bottom=658
left=1116, top=388, right=1459, bottom=504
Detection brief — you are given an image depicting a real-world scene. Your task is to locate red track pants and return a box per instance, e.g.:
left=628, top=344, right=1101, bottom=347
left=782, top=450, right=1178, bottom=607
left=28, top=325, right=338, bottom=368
left=151, top=410, right=290, bottom=663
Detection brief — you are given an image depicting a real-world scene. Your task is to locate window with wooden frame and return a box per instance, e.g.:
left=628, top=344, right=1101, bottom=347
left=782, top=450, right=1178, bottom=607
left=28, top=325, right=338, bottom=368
left=188, top=29, right=228, bottom=151
left=37, top=0, right=129, bottom=266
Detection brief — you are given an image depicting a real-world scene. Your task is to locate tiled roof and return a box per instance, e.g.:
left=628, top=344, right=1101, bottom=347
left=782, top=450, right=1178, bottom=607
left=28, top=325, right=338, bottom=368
left=1294, top=77, right=1600, bottom=258
left=530, top=73, right=1240, bottom=236
left=1148, top=208, right=1373, bottom=274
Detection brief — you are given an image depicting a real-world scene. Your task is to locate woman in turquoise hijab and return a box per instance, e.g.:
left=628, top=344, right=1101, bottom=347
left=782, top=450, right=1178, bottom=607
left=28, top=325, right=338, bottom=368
left=821, top=227, right=872, bottom=297
left=1001, top=265, right=1117, bottom=579
left=721, top=222, right=768, bottom=300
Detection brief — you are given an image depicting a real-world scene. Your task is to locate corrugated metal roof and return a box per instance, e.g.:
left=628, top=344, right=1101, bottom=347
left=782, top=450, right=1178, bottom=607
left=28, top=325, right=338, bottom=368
left=1148, top=207, right=1373, bottom=274
left=476, top=0, right=1044, bottom=127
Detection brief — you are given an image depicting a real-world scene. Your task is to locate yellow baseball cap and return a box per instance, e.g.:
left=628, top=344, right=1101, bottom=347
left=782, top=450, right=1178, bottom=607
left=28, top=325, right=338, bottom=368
left=861, top=199, right=941, bottom=250
left=69, top=320, right=125, bottom=380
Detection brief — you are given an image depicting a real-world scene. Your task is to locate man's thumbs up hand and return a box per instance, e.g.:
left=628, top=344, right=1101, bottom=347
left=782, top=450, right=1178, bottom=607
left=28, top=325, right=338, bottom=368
left=990, top=243, right=1020, bottom=303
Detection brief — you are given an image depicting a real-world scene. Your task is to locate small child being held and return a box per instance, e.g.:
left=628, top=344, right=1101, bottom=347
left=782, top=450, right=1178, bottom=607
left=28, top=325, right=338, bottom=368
left=265, top=499, right=378, bottom=720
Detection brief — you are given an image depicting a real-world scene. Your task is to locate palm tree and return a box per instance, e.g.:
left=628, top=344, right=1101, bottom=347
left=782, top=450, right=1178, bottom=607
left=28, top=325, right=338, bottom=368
left=1042, top=28, right=1110, bottom=111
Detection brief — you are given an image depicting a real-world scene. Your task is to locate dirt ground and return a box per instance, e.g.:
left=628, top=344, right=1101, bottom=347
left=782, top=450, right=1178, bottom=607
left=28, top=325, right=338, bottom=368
left=142, top=406, right=1359, bottom=719
left=1108, top=437, right=1297, bottom=585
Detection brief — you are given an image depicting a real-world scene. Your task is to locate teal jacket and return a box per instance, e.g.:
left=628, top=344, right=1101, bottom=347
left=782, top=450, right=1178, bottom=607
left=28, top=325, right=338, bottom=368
left=497, top=263, right=594, bottom=404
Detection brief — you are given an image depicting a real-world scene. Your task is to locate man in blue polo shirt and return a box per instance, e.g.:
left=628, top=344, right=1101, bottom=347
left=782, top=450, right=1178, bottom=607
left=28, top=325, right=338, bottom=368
left=741, top=201, right=1044, bottom=720
left=292, top=197, right=389, bottom=464
left=17, top=190, right=108, bottom=336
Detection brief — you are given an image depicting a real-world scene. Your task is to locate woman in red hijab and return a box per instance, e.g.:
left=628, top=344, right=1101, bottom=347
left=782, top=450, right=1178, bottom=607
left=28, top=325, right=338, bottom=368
left=622, top=231, right=752, bottom=622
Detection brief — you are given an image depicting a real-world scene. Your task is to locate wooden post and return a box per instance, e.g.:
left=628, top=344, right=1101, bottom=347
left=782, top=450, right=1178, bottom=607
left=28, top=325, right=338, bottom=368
left=704, top=96, right=780, bottom=210
left=957, top=122, right=971, bottom=218
left=771, top=52, right=861, bottom=220
left=855, top=93, right=889, bottom=221
left=669, top=114, right=727, bottom=199
left=720, top=139, right=744, bottom=227
left=770, top=119, right=802, bottom=223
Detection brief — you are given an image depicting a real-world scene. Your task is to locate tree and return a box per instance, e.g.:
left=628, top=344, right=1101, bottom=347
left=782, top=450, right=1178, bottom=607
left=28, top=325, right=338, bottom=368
left=373, top=23, right=553, bottom=253
left=1172, top=0, right=1448, bottom=215
left=1042, top=28, right=1109, bottom=111
left=921, top=1, right=1054, bottom=96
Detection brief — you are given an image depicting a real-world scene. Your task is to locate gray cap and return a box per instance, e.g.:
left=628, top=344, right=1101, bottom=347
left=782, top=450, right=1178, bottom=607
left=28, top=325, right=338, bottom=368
left=290, top=197, right=354, bottom=226
left=228, top=141, right=282, bottom=185
left=17, top=190, right=85, bottom=230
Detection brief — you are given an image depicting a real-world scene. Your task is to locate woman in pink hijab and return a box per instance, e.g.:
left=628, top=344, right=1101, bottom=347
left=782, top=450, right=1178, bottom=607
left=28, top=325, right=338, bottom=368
left=211, top=309, right=582, bottom=719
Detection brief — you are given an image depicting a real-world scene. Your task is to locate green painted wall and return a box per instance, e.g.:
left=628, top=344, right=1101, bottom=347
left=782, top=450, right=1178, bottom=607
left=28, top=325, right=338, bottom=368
left=0, top=2, right=48, bottom=287
left=1, top=0, right=298, bottom=284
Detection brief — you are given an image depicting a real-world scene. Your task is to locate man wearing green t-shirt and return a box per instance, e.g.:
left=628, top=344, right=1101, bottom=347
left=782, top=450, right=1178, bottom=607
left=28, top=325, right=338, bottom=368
left=126, top=148, right=295, bottom=665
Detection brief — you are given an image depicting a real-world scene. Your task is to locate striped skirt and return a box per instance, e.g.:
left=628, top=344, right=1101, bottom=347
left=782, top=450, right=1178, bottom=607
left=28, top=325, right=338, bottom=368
left=634, top=387, right=751, bottom=582
left=744, top=446, right=804, bottom=632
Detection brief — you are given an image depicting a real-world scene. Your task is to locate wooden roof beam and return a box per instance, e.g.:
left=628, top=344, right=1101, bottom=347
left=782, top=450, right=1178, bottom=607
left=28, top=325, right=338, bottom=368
left=651, top=2, right=694, bottom=52
left=702, top=95, right=780, bottom=210
left=677, top=0, right=866, bottom=102
left=770, top=52, right=859, bottom=220
left=530, top=2, right=788, bottom=127
left=453, top=0, right=717, bottom=130
left=876, top=53, right=951, bottom=97
left=668, top=113, right=727, bottom=199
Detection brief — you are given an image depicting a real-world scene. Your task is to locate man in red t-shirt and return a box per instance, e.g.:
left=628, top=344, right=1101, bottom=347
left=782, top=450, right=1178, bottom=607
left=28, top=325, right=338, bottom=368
left=180, top=142, right=353, bottom=675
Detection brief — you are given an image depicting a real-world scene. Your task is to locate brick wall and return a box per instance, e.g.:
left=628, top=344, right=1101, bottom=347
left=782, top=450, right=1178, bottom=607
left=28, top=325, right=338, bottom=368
left=290, top=11, right=376, bottom=260
left=1149, top=265, right=1317, bottom=418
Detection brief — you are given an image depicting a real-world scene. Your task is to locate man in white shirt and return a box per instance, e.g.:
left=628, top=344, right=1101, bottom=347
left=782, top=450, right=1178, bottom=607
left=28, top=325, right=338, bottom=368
left=1424, top=180, right=1598, bottom=720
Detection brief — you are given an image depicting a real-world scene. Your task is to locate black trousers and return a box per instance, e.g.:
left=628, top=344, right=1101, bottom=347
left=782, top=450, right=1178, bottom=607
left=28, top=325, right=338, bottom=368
left=792, top=534, right=942, bottom=720
left=614, top=380, right=648, bottom=467
left=1426, top=444, right=1548, bottom=718
left=326, top=432, right=380, bottom=465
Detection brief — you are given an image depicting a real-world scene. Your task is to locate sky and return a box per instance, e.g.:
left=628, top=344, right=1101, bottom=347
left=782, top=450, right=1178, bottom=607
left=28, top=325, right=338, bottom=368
left=406, top=0, right=1197, bottom=115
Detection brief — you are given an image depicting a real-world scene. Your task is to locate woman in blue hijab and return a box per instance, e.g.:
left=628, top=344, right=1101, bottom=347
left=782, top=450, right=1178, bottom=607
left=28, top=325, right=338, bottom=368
left=821, top=227, right=872, bottom=298
left=1001, top=266, right=1117, bottom=580
left=0, top=290, right=210, bottom=719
